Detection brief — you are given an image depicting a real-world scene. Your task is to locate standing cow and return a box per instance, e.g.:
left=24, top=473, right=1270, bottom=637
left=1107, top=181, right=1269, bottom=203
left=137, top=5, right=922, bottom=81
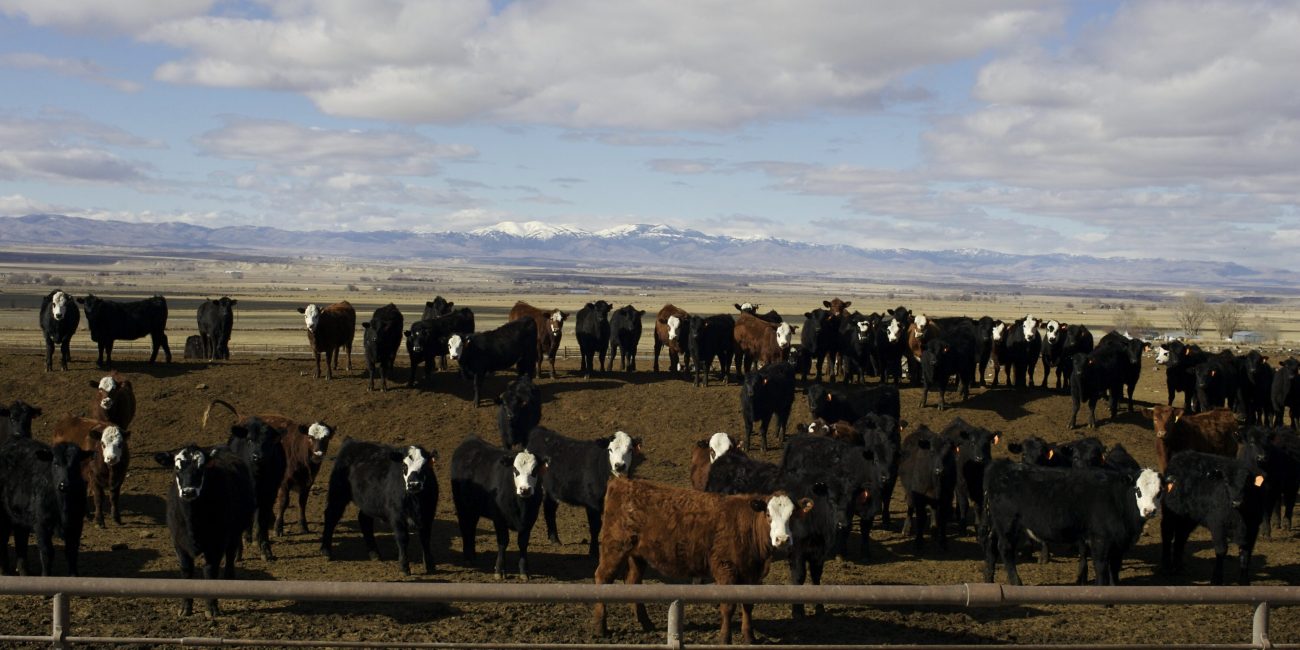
left=608, top=305, right=645, bottom=373
left=508, top=301, right=568, bottom=379
left=576, top=300, right=613, bottom=377
left=653, top=304, right=691, bottom=375
left=77, top=294, right=171, bottom=369
left=450, top=436, right=546, bottom=580
left=0, top=439, right=88, bottom=576
left=526, top=427, right=640, bottom=556
left=297, top=301, right=356, bottom=380
left=362, top=303, right=404, bottom=392
left=0, top=401, right=41, bottom=445
left=90, top=372, right=135, bottom=429
left=448, top=317, right=538, bottom=407
left=196, top=296, right=237, bottom=360
left=39, top=290, right=80, bottom=372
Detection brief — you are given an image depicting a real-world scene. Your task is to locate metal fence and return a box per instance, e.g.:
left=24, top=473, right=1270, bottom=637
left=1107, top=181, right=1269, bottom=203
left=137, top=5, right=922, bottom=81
left=2, top=577, right=1298, bottom=649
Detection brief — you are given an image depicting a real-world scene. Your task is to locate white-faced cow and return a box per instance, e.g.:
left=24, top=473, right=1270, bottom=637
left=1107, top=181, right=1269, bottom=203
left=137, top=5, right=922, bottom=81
left=450, top=435, right=547, bottom=580
left=39, top=290, right=80, bottom=372
left=297, top=301, right=356, bottom=380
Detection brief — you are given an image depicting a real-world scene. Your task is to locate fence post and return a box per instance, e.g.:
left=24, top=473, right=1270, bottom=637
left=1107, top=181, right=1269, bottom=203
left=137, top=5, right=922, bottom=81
left=52, top=591, right=69, bottom=649
left=665, top=599, right=683, bottom=650
left=1253, top=601, right=1270, bottom=649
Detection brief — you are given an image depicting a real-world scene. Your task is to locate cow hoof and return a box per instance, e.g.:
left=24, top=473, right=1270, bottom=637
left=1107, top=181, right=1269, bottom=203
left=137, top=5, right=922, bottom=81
left=96, top=521, right=106, bottom=530
left=320, top=548, right=332, bottom=560
left=368, top=551, right=380, bottom=561
left=548, top=534, right=562, bottom=545
left=495, top=571, right=506, bottom=581
left=400, top=565, right=411, bottom=576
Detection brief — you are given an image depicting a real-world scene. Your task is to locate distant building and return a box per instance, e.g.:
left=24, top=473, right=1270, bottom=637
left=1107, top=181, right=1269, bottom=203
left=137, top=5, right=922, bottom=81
left=1232, top=331, right=1266, bottom=344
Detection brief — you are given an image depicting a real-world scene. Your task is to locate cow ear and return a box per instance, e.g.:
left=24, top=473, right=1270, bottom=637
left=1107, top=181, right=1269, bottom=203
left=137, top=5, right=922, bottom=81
left=636, top=310, right=645, bottom=317
left=822, top=300, right=831, bottom=308
left=229, top=424, right=249, bottom=439
left=804, top=312, right=813, bottom=319
left=734, top=303, right=743, bottom=311
left=229, top=299, right=238, bottom=306
left=585, top=302, right=594, bottom=309
left=88, top=380, right=100, bottom=389
left=32, top=447, right=52, bottom=463
left=750, top=499, right=767, bottom=512
left=899, top=419, right=908, bottom=431
left=75, top=297, right=85, bottom=304
left=153, top=451, right=173, bottom=467
left=843, top=301, right=851, bottom=309
left=429, top=449, right=440, bottom=463
left=1141, top=407, right=1153, bottom=418
left=88, top=428, right=103, bottom=442
left=498, top=456, right=513, bottom=467
left=402, top=330, right=410, bottom=337
left=297, top=307, right=307, bottom=314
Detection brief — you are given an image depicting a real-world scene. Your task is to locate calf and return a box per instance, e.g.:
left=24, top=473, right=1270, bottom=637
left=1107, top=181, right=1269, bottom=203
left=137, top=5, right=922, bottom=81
left=740, top=359, right=796, bottom=451
left=1271, top=358, right=1300, bottom=428
left=575, top=300, right=613, bottom=376
left=942, top=418, right=1000, bottom=532
left=508, top=301, right=567, bottom=379
left=90, top=371, right=135, bottom=429
left=1195, top=351, right=1240, bottom=412
left=592, top=477, right=803, bottom=645
left=1239, top=426, right=1300, bottom=536
left=1069, top=346, right=1126, bottom=429
left=448, top=317, right=538, bottom=406
left=361, top=303, right=404, bottom=391
left=608, top=305, right=645, bottom=372
left=320, top=440, right=437, bottom=576
left=421, top=295, right=454, bottom=320
left=1005, top=315, right=1042, bottom=388
left=526, top=428, right=640, bottom=557
left=1143, top=405, right=1239, bottom=473
left=688, top=314, right=736, bottom=387
left=1096, top=331, right=1145, bottom=413
left=297, top=301, right=356, bottom=380
left=0, top=439, right=87, bottom=576
left=703, top=438, right=782, bottom=496
left=920, top=321, right=977, bottom=411
left=899, top=425, right=956, bottom=550
left=902, top=314, right=940, bottom=383
left=496, top=374, right=541, bottom=449
left=183, top=335, right=205, bottom=360
left=652, top=304, right=691, bottom=374
left=855, top=412, right=902, bottom=530
left=1056, top=323, right=1095, bottom=390
left=0, top=400, right=41, bottom=445
left=39, top=289, right=80, bottom=371
left=196, top=296, right=237, bottom=360
left=153, top=445, right=256, bottom=617
left=1161, top=450, right=1266, bottom=585
left=733, top=312, right=793, bottom=375
left=77, top=294, right=171, bottom=369
left=800, top=308, right=841, bottom=382
left=981, top=460, right=1161, bottom=585
left=451, top=436, right=546, bottom=579
left=52, top=415, right=130, bottom=528
left=807, top=382, right=901, bottom=425
left=404, top=308, right=475, bottom=383
left=225, top=418, right=286, bottom=561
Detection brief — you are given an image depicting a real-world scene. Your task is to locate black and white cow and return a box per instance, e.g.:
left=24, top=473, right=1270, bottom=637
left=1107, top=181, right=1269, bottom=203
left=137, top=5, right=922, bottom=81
left=319, top=440, right=438, bottom=576
left=152, top=445, right=255, bottom=617
left=77, top=294, right=171, bottom=369
left=196, top=296, right=237, bottom=360
left=1039, top=319, right=1066, bottom=389
left=1004, top=315, right=1042, bottom=389
left=404, top=308, right=476, bottom=384
left=225, top=419, right=286, bottom=562
left=362, top=303, right=404, bottom=392
left=1161, top=450, right=1267, bottom=585
left=608, top=305, right=645, bottom=373
left=0, top=439, right=87, bottom=576
left=872, top=314, right=906, bottom=385
left=688, top=314, right=736, bottom=387
left=575, top=300, right=613, bottom=377
left=448, top=317, right=538, bottom=406
left=740, top=359, right=796, bottom=452
left=899, top=425, right=956, bottom=551
left=526, top=427, right=640, bottom=557
left=450, top=435, right=546, bottom=580
left=39, top=290, right=80, bottom=372
left=497, top=374, right=542, bottom=449
left=0, top=400, right=41, bottom=445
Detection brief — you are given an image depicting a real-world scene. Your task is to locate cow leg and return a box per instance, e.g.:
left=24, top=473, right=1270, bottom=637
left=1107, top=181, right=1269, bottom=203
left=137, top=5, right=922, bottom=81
left=585, top=506, right=601, bottom=557
left=621, top=557, right=654, bottom=631
left=1075, top=541, right=1090, bottom=585
left=202, top=551, right=222, bottom=618
left=345, top=342, right=353, bottom=371
left=176, top=550, right=196, bottom=616
left=160, top=332, right=172, bottom=362
left=1000, top=531, right=1023, bottom=586
left=0, top=519, right=12, bottom=575
left=418, top=515, right=435, bottom=575
left=34, top=527, right=54, bottom=576
left=1089, top=397, right=1099, bottom=430
left=275, top=482, right=291, bottom=537
left=935, top=499, right=950, bottom=551
left=257, top=505, right=275, bottom=560
left=392, top=518, right=412, bottom=576
left=104, top=341, right=115, bottom=370
left=759, top=416, right=771, bottom=453
left=719, top=601, right=736, bottom=645
left=457, top=510, right=478, bottom=563
left=1239, top=541, right=1256, bottom=586
left=297, top=483, right=311, bottom=534
left=60, top=338, right=72, bottom=371
left=12, top=528, right=30, bottom=576
left=516, top=521, right=533, bottom=580
left=318, top=494, right=346, bottom=560
left=358, top=512, right=380, bottom=561
left=981, top=525, right=998, bottom=583
left=809, top=557, right=827, bottom=617
left=591, top=541, right=630, bottom=637
left=92, top=480, right=106, bottom=528
left=492, top=518, right=509, bottom=580
left=789, top=547, right=808, bottom=619
left=110, top=477, right=123, bottom=525
left=44, top=337, right=55, bottom=372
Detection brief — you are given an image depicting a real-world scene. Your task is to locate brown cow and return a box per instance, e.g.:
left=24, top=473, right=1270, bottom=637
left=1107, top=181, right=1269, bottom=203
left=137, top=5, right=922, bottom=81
left=52, top=414, right=130, bottom=527
left=202, top=399, right=336, bottom=535
left=690, top=432, right=740, bottom=491
left=296, top=301, right=356, bottom=379
left=592, top=477, right=808, bottom=645
left=824, top=298, right=852, bottom=317
left=1142, top=405, right=1239, bottom=473
left=89, top=371, right=135, bottom=429
left=653, top=303, right=690, bottom=374
left=732, top=313, right=796, bottom=375
left=902, top=314, right=940, bottom=378
left=508, top=301, right=568, bottom=379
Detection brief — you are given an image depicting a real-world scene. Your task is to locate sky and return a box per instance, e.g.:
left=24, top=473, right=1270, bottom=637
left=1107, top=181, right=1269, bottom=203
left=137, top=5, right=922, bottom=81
left=1, top=1, right=1299, bottom=267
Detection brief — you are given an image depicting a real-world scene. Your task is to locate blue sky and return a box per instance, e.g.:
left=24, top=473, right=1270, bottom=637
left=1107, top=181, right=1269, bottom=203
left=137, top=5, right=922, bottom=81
left=2, top=1, right=1299, bottom=266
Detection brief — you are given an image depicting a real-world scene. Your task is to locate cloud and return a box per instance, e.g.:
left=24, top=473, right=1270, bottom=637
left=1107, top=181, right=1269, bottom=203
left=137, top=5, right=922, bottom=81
left=0, top=53, right=142, bottom=92
left=0, top=110, right=158, bottom=184
left=648, top=158, right=725, bottom=175
left=0, top=0, right=215, bottom=32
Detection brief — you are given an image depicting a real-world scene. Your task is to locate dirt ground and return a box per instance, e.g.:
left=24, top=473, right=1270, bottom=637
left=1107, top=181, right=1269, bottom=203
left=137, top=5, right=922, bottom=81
left=1, top=346, right=1298, bottom=648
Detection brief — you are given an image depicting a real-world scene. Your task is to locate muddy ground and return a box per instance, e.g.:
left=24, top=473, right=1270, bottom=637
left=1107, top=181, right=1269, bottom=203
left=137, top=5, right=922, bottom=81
left=1, top=348, right=1297, bottom=647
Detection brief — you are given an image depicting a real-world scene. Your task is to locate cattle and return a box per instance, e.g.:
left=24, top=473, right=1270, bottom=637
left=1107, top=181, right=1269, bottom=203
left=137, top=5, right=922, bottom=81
left=404, top=308, right=476, bottom=383
left=361, top=303, right=404, bottom=392
left=942, top=418, right=1000, bottom=532
left=0, top=400, right=41, bottom=445
left=807, top=382, right=902, bottom=425
left=152, top=444, right=255, bottom=617
left=732, top=312, right=794, bottom=376
left=975, top=316, right=997, bottom=387
left=1271, top=358, right=1300, bottom=428
left=51, top=415, right=130, bottom=528
left=1095, top=331, right=1145, bottom=413
left=899, top=425, right=956, bottom=550
left=1039, top=319, right=1066, bottom=389
left=689, top=314, right=736, bottom=387
left=39, top=290, right=79, bottom=372
left=1002, top=315, right=1042, bottom=388
left=196, top=296, right=237, bottom=360
left=183, top=335, right=205, bottom=360
left=526, top=427, right=640, bottom=557
left=1103, top=443, right=1141, bottom=475
left=1239, top=427, right=1300, bottom=537
left=800, top=308, right=841, bottom=383
left=740, top=359, right=796, bottom=451
left=420, top=295, right=454, bottom=321
left=0, top=439, right=87, bottom=576
left=76, top=294, right=171, bottom=369
left=508, top=301, right=568, bottom=379
left=1058, top=437, right=1105, bottom=469
left=987, top=320, right=1012, bottom=386
left=1163, top=340, right=1208, bottom=410
left=805, top=417, right=861, bottom=444
left=981, top=460, right=1161, bottom=586
left=872, top=314, right=906, bottom=385
left=224, top=418, right=287, bottom=561
left=899, top=314, right=940, bottom=383
left=652, top=304, right=691, bottom=374
left=575, top=300, right=613, bottom=377
left=689, top=433, right=737, bottom=491
left=1144, top=405, right=1239, bottom=474
left=496, top=374, right=541, bottom=450
left=837, top=312, right=873, bottom=384
left=450, top=436, right=546, bottom=580
left=319, top=439, right=437, bottom=576
left=824, top=298, right=852, bottom=316
left=854, top=412, right=902, bottom=530
left=1236, top=350, right=1275, bottom=426
left=592, top=477, right=805, bottom=644
left=1160, top=450, right=1266, bottom=585
left=920, top=320, right=977, bottom=411
left=1055, top=324, right=1095, bottom=390
left=703, top=437, right=782, bottom=496
left=447, top=317, right=538, bottom=407
left=607, top=305, right=644, bottom=373
left=1069, top=346, right=1126, bottom=429
left=297, top=301, right=356, bottom=380
left=90, top=371, right=135, bottom=429
left=1195, top=351, right=1240, bottom=413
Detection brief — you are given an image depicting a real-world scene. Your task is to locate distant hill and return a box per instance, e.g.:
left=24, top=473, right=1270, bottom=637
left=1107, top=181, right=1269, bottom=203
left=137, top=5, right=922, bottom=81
left=1, top=214, right=1292, bottom=291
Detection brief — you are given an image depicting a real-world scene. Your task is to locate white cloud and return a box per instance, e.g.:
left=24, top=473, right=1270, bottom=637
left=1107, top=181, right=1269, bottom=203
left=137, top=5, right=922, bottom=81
left=0, top=53, right=141, bottom=92
left=0, top=0, right=215, bottom=32
left=0, top=110, right=158, bottom=184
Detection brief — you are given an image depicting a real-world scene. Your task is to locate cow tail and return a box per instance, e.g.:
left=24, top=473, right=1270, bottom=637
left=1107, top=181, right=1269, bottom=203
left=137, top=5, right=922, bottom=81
left=201, top=399, right=240, bottom=429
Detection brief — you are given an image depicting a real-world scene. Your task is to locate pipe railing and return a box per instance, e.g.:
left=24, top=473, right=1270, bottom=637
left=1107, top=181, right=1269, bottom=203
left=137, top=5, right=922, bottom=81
left=2, top=578, right=1298, bottom=649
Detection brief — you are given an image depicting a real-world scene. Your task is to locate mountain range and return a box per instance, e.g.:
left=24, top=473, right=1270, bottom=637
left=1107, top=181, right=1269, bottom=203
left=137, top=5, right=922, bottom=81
left=0, top=214, right=1291, bottom=291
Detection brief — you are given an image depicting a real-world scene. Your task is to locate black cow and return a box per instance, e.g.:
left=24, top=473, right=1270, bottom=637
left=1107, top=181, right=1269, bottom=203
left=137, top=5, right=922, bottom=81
left=1271, top=358, right=1300, bottom=428
left=76, top=294, right=171, bottom=369
left=420, top=295, right=454, bottom=321
left=942, top=418, right=1000, bottom=532
left=740, top=359, right=796, bottom=452
left=153, top=445, right=255, bottom=617
left=1069, top=347, right=1126, bottom=429
left=225, top=418, right=286, bottom=562
left=1103, top=443, right=1141, bottom=475
left=183, top=335, right=205, bottom=360
left=1195, top=351, right=1240, bottom=413
left=854, top=412, right=901, bottom=532
left=800, top=308, right=840, bottom=383
left=920, top=320, right=977, bottom=411
left=981, top=460, right=1161, bottom=585
left=362, top=303, right=404, bottom=392
left=1096, top=331, right=1145, bottom=413
left=450, top=436, right=546, bottom=580
left=319, top=439, right=437, bottom=576
left=608, top=305, right=645, bottom=372
left=1239, top=427, right=1300, bottom=537
left=1058, top=437, right=1106, bottom=469
left=1163, top=340, right=1208, bottom=411
left=0, top=439, right=87, bottom=576
left=688, top=314, right=735, bottom=387
left=899, top=425, right=956, bottom=551
left=575, top=300, right=613, bottom=377
left=497, top=374, right=541, bottom=449
left=702, top=434, right=782, bottom=495
left=39, top=290, right=80, bottom=372
left=196, top=296, right=237, bottom=360
left=807, top=382, right=901, bottom=425
left=405, top=308, right=476, bottom=383
left=975, top=316, right=997, bottom=387
left=1236, top=351, right=1275, bottom=426
left=526, top=428, right=639, bottom=557
left=1004, top=316, right=1042, bottom=388
left=0, top=400, right=41, bottom=445
left=448, top=317, right=538, bottom=406
left=1161, top=450, right=1266, bottom=585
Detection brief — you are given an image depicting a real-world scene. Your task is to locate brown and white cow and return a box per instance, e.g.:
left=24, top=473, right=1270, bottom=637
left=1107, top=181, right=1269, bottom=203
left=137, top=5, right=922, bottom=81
left=690, top=432, right=739, bottom=491
left=653, top=304, right=691, bottom=373
left=890, top=314, right=939, bottom=380
left=52, top=414, right=130, bottom=527
left=296, top=301, right=356, bottom=380
left=592, top=477, right=808, bottom=645
left=732, top=312, right=795, bottom=375
left=89, top=372, right=135, bottom=429
left=1142, top=405, right=1239, bottom=473
left=508, top=301, right=568, bottom=379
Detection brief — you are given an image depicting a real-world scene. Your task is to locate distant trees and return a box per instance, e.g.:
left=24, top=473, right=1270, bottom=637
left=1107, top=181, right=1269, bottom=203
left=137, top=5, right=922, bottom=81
left=1173, top=292, right=1210, bottom=337
left=1114, top=307, right=1154, bottom=336
left=1211, top=301, right=1247, bottom=340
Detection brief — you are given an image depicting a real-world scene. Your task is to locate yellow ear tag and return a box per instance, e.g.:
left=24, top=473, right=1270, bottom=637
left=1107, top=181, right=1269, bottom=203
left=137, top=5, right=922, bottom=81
left=1047, top=449, right=1055, bottom=460
left=1174, top=414, right=1181, bottom=423
left=1166, top=483, right=1175, bottom=493
left=1255, top=475, right=1265, bottom=488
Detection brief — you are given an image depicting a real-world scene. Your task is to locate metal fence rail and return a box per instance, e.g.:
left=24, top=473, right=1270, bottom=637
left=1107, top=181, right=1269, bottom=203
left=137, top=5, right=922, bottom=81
left=2, top=577, right=1299, bottom=649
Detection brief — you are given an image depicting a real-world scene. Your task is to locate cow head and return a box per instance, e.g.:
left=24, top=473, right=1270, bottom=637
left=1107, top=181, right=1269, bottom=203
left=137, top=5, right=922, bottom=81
left=1021, top=315, right=1040, bottom=341
left=1045, top=320, right=1061, bottom=344
left=76, top=294, right=105, bottom=320
left=823, top=298, right=851, bottom=316
left=50, top=291, right=70, bottom=320
left=666, top=315, right=682, bottom=341
left=886, top=318, right=902, bottom=343
left=548, top=310, right=567, bottom=336
left=1134, top=468, right=1162, bottom=518
left=497, top=375, right=536, bottom=421
left=707, top=432, right=733, bottom=463
left=92, top=374, right=127, bottom=411
left=297, top=304, right=321, bottom=331
left=950, top=420, right=999, bottom=465
left=304, top=422, right=335, bottom=463
left=775, top=322, right=795, bottom=349
left=389, top=445, right=434, bottom=494
left=991, top=321, right=1006, bottom=342
left=209, top=296, right=237, bottom=317
left=1142, top=405, right=1182, bottom=438
left=606, top=430, right=640, bottom=477
left=90, top=425, right=128, bottom=466
left=447, top=334, right=466, bottom=360
left=404, top=322, right=430, bottom=355
left=0, top=400, right=42, bottom=438
left=506, top=449, right=546, bottom=498
left=586, top=301, right=613, bottom=319
left=227, top=419, right=283, bottom=476
left=756, top=492, right=806, bottom=549
left=426, top=296, right=453, bottom=317
left=734, top=302, right=759, bottom=314
left=155, top=445, right=211, bottom=501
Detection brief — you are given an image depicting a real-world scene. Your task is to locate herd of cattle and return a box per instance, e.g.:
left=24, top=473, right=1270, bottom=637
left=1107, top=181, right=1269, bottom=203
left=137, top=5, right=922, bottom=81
left=12, top=289, right=1300, bottom=643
